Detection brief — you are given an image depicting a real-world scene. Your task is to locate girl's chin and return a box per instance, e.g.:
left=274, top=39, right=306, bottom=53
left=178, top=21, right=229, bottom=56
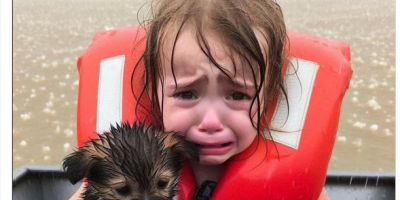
left=199, top=155, right=230, bottom=165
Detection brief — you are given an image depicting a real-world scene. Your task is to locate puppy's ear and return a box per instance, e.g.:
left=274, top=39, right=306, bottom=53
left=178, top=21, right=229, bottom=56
left=62, top=148, right=92, bottom=184
left=62, top=137, right=111, bottom=184
left=165, top=133, right=199, bottom=162
left=179, top=137, right=200, bottom=162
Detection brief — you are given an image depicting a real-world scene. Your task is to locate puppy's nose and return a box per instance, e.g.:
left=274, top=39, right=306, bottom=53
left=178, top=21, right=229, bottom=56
left=138, top=194, right=166, bottom=200
left=150, top=197, right=165, bottom=200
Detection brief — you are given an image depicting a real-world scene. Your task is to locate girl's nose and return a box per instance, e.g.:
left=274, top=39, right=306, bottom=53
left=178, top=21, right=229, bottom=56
left=198, top=108, right=223, bottom=133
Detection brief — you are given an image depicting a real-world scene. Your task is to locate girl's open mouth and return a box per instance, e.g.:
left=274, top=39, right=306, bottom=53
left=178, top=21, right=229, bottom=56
left=199, top=142, right=232, bottom=147
left=198, top=142, right=234, bottom=155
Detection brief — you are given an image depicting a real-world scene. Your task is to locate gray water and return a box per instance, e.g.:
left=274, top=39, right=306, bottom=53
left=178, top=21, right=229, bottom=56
left=13, top=0, right=395, bottom=172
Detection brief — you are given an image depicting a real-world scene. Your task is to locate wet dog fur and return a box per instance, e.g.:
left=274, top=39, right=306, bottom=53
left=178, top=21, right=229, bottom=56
left=63, top=122, right=199, bottom=200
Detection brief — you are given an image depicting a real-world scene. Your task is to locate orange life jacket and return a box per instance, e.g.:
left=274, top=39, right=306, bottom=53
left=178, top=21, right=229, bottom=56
left=76, top=26, right=352, bottom=200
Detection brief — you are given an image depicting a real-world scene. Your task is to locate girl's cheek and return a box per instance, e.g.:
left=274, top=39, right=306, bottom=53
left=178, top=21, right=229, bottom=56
left=225, top=100, right=252, bottom=111
left=163, top=109, right=191, bottom=135
left=163, top=117, right=177, bottom=133
left=173, top=99, right=198, bottom=108
left=165, top=120, right=188, bottom=136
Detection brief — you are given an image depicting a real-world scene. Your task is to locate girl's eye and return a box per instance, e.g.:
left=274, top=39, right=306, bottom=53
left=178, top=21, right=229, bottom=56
left=228, top=92, right=251, bottom=101
left=174, top=91, right=197, bottom=100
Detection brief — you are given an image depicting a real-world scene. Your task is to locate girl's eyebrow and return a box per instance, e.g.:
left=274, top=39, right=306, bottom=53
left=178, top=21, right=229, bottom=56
left=167, top=74, right=208, bottom=89
left=217, top=73, right=255, bottom=89
left=166, top=73, right=255, bottom=90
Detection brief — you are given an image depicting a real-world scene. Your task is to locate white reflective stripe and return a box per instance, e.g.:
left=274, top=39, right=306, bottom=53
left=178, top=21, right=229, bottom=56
left=97, top=55, right=125, bottom=133
left=265, top=58, right=319, bottom=149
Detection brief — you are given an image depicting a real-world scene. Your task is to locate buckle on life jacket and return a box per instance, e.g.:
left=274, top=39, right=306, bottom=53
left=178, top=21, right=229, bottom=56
left=192, top=180, right=217, bottom=200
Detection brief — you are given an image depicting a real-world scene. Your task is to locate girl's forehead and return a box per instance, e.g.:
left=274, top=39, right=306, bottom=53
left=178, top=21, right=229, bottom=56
left=161, top=27, right=262, bottom=78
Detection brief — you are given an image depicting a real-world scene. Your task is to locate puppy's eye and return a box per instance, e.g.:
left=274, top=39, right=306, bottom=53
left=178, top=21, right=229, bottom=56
left=116, top=185, right=130, bottom=196
left=157, top=179, right=169, bottom=189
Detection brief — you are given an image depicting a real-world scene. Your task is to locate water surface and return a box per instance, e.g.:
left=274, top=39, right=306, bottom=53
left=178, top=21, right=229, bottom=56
left=13, top=0, right=395, bottom=172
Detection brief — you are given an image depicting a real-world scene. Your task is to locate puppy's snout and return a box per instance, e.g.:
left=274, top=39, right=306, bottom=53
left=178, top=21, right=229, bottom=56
left=138, top=194, right=167, bottom=200
left=140, top=196, right=165, bottom=200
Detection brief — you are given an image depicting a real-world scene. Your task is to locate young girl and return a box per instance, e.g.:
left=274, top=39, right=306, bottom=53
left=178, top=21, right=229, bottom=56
left=140, top=0, right=287, bottom=186
left=71, top=0, right=330, bottom=199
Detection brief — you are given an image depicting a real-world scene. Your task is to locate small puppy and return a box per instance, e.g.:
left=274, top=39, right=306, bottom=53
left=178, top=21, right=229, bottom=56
left=63, top=122, right=199, bottom=200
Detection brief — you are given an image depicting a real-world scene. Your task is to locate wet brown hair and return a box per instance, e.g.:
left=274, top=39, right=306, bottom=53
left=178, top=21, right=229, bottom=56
left=134, top=0, right=288, bottom=137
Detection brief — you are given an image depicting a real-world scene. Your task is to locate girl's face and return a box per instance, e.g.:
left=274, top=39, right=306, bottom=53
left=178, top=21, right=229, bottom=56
left=158, top=28, right=261, bottom=165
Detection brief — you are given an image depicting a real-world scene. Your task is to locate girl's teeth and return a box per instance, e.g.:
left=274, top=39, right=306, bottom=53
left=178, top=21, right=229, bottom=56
left=199, top=143, right=231, bottom=147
